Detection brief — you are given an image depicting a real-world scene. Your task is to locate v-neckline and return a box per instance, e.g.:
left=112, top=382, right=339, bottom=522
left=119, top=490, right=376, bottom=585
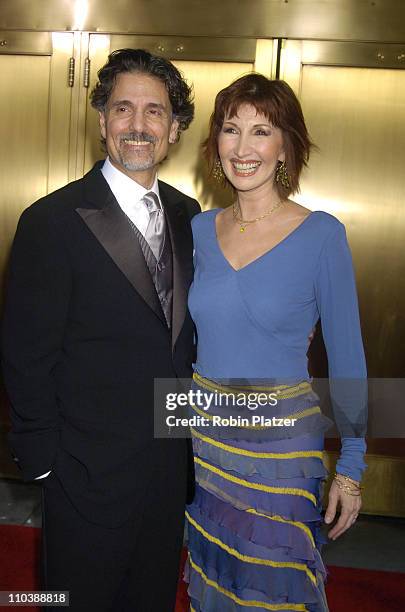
left=213, top=208, right=317, bottom=272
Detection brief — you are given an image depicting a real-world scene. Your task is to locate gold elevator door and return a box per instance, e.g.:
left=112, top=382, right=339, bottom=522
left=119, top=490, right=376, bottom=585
left=279, top=40, right=405, bottom=516
left=0, top=32, right=75, bottom=295
left=280, top=40, right=405, bottom=379
left=81, top=34, right=277, bottom=210
left=0, top=32, right=75, bottom=476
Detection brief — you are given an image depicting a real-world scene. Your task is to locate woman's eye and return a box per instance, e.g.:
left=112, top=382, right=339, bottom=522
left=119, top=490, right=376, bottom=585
left=222, top=127, right=237, bottom=134
left=255, top=129, right=270, bottom=136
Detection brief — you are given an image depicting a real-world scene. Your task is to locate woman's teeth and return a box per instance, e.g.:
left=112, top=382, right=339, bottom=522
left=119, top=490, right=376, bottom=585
left=232, top=161, right=261, bottom=174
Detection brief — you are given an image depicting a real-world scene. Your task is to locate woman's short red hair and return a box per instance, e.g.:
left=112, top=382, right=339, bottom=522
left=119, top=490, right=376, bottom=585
left=204, top=73, right=313, bottom=198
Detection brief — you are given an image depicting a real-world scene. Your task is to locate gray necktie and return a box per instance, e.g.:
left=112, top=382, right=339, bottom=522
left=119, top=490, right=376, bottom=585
left=142, top=192, right=165, bottom=262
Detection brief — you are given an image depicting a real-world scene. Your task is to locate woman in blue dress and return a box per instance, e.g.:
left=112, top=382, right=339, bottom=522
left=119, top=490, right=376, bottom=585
left=184, top=74, right=367, bottom=611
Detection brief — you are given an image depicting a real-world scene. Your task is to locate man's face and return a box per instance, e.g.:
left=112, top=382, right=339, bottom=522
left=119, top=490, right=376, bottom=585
left=99, top=72, right=179, bottom=187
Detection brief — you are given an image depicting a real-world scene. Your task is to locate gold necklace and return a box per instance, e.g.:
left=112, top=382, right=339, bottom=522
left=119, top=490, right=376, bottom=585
left=232, top=199, right=284, bottom=233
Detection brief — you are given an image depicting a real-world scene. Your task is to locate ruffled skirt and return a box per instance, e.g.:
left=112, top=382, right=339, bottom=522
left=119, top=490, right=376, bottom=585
left=185, top=373, right=330, bottom=612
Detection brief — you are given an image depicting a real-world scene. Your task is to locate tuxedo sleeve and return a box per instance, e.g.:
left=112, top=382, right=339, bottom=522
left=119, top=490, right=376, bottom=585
left=1, top=203, right=72, bottom=480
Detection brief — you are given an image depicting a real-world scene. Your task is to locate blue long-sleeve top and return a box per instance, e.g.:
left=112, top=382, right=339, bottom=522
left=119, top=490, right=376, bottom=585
left=188, top=209, right=367, bottom=481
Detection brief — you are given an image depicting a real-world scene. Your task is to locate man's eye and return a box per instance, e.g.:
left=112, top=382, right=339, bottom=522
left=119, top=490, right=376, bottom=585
left=148, top=109, right=162, bottom=116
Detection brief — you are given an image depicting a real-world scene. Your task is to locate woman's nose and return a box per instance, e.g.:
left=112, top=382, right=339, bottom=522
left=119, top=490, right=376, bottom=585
left=233, top=133, right=252, bottom=159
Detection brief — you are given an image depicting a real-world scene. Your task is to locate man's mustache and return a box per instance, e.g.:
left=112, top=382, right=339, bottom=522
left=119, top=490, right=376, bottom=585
left=120, top=132, right=157, bottom=144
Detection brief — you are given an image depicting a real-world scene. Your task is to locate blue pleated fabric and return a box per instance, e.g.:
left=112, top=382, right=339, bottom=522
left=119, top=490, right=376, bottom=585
left=185, top=375, right=329, bottom=612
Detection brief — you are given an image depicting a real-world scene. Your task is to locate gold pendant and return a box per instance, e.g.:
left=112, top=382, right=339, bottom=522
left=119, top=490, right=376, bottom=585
left=240, top=226, right=246, bottom=233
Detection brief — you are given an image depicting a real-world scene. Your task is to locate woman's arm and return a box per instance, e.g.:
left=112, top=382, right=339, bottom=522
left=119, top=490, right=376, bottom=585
left=314, top=220, right=367, bottom=538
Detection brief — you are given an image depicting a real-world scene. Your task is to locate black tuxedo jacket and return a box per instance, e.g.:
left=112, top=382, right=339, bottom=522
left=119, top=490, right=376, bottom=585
left=1, top=162, right=200, bottom=526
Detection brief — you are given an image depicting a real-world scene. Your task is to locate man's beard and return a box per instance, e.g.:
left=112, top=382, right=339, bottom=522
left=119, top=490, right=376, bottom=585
left=118, top=131, right=157, bottom=171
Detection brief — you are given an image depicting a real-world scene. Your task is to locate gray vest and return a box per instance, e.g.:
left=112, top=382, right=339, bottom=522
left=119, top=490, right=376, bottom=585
left=127, top=217, right=173, bottom=328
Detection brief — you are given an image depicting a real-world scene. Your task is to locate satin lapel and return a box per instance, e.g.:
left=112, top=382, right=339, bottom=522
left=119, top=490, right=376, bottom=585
left=76, top=166, right=165, bottom=324
left=160, top=183, right=194, bottom=351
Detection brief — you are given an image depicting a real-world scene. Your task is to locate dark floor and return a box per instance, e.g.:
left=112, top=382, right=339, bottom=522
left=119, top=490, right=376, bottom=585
left=1, top=477, right=405, bottom=573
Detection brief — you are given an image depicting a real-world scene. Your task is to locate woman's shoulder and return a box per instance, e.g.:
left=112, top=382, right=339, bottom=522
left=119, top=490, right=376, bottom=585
left=306, top=212, right=352, bottom=262
left=304, top=209, right=346, bottom=239
left=284, top=200, right=344, bottom=238
left=310, top=209, right=344, bottom=228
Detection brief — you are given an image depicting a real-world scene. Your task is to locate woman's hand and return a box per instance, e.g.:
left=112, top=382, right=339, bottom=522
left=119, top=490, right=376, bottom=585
left=324, top=476, right=362, bottom=540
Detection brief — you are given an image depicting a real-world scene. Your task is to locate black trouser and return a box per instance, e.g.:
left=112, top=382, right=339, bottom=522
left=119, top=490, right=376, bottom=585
left=41, top=445, right=187, bottom=612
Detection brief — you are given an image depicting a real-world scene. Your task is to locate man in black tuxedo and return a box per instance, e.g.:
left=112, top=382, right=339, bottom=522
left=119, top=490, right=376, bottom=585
left=1, top=49, right=200, bottom=611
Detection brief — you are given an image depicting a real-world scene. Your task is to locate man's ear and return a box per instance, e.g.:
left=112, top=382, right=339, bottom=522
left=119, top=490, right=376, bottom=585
left=169, top=119, right=180, bottom=144
left=99, top=111, right=107, bottom=140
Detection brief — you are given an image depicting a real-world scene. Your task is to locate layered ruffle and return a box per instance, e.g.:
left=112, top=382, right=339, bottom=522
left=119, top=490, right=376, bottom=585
left=190, top=486, right=324, bottom=567
left=187, top=554, right=327, bottom=612
left=191, top=429, right=328, bottom=481
left=185, top=377, right=329, bottom=611
left=194, top=456, right=323, bottom=523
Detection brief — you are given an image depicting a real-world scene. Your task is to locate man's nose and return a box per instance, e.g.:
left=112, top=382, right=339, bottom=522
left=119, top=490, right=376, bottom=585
left=129, top=109, right=146, bottom=133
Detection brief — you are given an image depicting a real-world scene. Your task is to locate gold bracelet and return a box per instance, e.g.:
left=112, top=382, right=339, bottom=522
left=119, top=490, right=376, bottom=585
left=334, top=472, right=363, bottom=490
left=333, top=479, right=362, bottom=496
left=334, top=479, right=361, bottom=492
left=334, top=475, right=362, bottom=490
left=333, top=475, right=362, bottom=496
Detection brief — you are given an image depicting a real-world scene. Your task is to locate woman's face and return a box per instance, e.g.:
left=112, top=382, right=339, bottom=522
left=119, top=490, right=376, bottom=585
left=217, top=103, right=285, bottom=195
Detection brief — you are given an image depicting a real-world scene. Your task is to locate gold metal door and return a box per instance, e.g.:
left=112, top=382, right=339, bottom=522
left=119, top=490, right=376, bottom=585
left=0, top=31, right=76, bottom=295
left=0, top=32, right=76, bottom=476
left=80, top=35, right=277, bottom=209
left=279, top=40, right=405, bottom=379
left=279, top=40, right=405, bottom=516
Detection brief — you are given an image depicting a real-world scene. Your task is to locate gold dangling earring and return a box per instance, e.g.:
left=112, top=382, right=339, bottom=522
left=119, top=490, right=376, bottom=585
left=275, top=160, right=290, bottom=189
left=212, top=158, right=224, bottom=181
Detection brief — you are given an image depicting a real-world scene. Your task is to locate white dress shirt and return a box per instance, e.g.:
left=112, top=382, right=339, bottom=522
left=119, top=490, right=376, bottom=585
left=35, top=158, right=162, bottom=481
left=101, top=157, right=162, bottom=234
